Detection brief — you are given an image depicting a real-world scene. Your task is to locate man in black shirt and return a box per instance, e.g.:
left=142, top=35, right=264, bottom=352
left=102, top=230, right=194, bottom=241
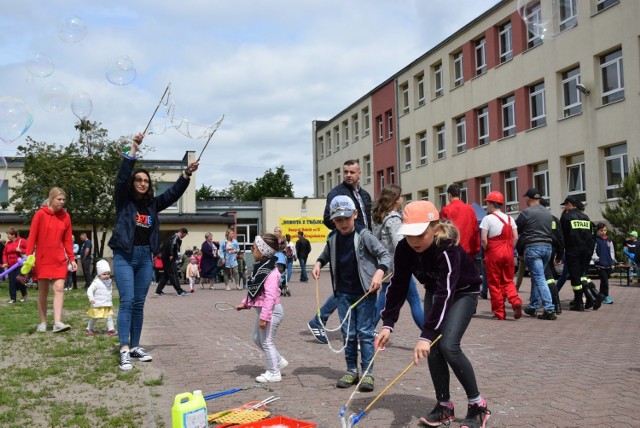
left=155, top=227, right=188, bottom=296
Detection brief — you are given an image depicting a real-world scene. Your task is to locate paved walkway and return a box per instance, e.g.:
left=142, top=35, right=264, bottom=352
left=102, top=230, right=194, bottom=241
left=139, top=275, right=640, bottom=427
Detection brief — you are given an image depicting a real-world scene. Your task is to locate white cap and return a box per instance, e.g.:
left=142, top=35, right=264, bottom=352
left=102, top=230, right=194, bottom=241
left=96, top=259, right=111, bottom=275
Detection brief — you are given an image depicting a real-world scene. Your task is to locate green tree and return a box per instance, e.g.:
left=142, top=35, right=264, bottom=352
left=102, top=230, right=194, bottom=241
left=9, top=120, right=124, bottom=259
left=244, top=166, right=294, bottom=201
left=196, top=183, right=216, bottom=201
left=601, top=158, right=640, bottom=258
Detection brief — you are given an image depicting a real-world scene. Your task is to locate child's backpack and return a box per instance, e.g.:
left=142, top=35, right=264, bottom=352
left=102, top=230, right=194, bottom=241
left=285, top=245, right=294, bottom=260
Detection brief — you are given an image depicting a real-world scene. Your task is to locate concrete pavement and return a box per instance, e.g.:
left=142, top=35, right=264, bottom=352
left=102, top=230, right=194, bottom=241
left=138, top=275, right=640, bottom=427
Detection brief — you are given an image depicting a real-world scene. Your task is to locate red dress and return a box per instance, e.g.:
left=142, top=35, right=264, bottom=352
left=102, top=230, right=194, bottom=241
left=25, top=206, right=74, bottom=280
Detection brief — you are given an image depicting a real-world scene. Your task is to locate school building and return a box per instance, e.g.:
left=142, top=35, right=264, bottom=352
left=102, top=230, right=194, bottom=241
left=312, top=0, right=639, bottom=222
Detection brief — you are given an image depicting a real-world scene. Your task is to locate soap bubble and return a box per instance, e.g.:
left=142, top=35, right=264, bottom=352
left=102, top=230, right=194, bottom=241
left=516, top=0, right=551, bottom=42
left=71, top=91, right=93, bottom=120
left=39, top=81, right=69, bottom=114
left=106, top=55, right=137, bottom=85
left=58, top=15, right=88, bottom=43
left=25, top=52, right=55, bottom=78
left=0, top=97, right=34, bottom=144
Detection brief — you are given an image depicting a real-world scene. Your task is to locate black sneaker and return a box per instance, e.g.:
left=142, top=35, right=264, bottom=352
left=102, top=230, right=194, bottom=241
left=307, top=316, right=328, bottom=344
left=537, top=310, right=557, bottom=320
left=154, top=291, right=165, bottom=296
left=336, top=372, right=359, bottom=388
left=418, top=402, right=455, bottom=426
left=460, top=400, right=491, bottom=428
left=523, top=306, right=537, bottom=317
left=129, top=347, right=152, bottom=362
left=119, top=350, right=133, bottom=371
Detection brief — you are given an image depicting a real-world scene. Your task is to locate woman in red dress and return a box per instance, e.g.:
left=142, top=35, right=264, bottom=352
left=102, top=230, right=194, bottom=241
left=25, top=187, right=77, bottom=333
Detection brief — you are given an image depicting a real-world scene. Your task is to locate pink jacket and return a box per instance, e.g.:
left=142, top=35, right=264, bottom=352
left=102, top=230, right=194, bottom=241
left=242, top=268, right=281, bottom=321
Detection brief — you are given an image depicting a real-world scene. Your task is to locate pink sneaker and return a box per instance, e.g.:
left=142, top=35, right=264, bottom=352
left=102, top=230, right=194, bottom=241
left=190, top=288, right=195, bottom=293
left=107, top=330, right=118, bottom=336
left=86, top=329, right=95, bottom=336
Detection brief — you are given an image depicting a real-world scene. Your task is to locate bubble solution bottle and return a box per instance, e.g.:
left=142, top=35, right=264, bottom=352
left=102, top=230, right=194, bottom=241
left=171, top=390, right=207, bottom=428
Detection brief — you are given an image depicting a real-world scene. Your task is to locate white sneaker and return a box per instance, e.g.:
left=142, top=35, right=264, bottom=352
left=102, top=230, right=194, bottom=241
left=130, top=347, right=153, bottom=362
left=36, top=323, right=47, bottom=333
left=52, top=322, right=71, bottom=333
left=278, top=357, right=289, bottom=371
left=255, top=370, right=281, bottom=383
left=119, top=350, right=133, bottom=371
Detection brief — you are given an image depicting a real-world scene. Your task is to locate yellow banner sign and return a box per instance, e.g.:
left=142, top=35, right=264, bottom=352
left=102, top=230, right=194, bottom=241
left=279, top=217, right=329, bottom=243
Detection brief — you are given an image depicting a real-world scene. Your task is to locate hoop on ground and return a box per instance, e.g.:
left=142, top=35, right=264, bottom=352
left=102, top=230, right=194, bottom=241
left=214, top=301, right=236, bottom=311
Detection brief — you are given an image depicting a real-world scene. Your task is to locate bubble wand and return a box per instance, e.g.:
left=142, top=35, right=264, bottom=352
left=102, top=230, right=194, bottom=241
left=347, top=334, right=442, bottom=427
left=195, top=115, right=225, bottom=163
left=142, top=83, right=172, bottom=136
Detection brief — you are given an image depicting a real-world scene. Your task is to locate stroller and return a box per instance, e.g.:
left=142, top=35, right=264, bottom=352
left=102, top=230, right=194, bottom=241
left=276, top=253, right=291, bottom=296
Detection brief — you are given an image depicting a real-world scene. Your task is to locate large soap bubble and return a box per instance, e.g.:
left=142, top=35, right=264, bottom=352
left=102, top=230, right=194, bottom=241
left=39, top=82, right=69, bottom=114
left=71, top=91, right=93, bottom=120
left=106, top=55, right=137, bottom=85
left=0, top=97, right=34, bottom=144
left=516, top=0, right=551, bottom=43
left=26, top=52, right=55, bottom=78
left=58, top=15, right=88, bottom=43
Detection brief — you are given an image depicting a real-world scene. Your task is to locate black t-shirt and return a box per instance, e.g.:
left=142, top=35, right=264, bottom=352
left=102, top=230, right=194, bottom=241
left=335, top=231, right=362, bottom=294
left=133, top=204, right=152, bottom=247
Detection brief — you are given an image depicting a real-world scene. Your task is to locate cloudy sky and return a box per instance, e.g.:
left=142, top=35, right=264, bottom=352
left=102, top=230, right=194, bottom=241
left=1, top=0, right=501, bottom=197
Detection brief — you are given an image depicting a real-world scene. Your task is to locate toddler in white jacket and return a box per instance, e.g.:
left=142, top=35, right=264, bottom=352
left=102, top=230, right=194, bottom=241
left=86, top=259, right=116, bottom=335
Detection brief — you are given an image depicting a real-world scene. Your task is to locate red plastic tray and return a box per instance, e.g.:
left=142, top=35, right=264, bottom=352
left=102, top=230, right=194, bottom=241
left=233, top=415, right=316, bottom=427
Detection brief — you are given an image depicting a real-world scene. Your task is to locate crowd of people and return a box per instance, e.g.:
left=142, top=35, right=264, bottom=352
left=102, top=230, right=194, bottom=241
left=6, top=142, right=637, bottom=427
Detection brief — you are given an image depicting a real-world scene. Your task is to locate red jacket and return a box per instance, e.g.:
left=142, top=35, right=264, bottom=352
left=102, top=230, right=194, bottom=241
left=25, top=206, right=74, bottom=280
left=3, top=237, right=25, bottom=267
left=440, top=199, right=480, bottom=259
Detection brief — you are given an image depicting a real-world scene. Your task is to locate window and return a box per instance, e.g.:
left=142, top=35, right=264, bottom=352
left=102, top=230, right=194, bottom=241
left=377, top=116, right=383, bottom=143
left=532, top=162, right=550, bottom=199
left=604, top=143, right=628, bottom=199
left=377, top=170, right=385, bottom=190
left=0, top=181, right=8, bottom=205
left=529, top=82, right=546, bottom=128
left=477, top=106, right=489, bottom=146
left=387, top=167, right=395, bottom=185
left=403, top=193, right=413, bottom=204
left=343, top=120, right=349, bottom=146
left=455, top=116, right=466, bottom=153
left=319, top=176, right=325, bottom=197
left=386, top=111, right=393, bottom=139
left=453, top=51, right=464, bottom=87
left=600, top=48, right=624, bottom=104
left=504, top=169, right=519, bottom=212
left=433, top=63, right=443, bottom=97
left=419, top=189, right=429, bottom=201
left=363, top=155, right=372, bottom=184
left=436, top=124, right=446, bottom=160
left=363, top=107, right=370, bottom=135
left=334, top=126, right=340, bottom=151
left=479, top=176, right=491, bottom=207
left=400, top=83, right=409, bottom=114
left=525, top=2, right=543, bottom=48
left=597, top=0, right=619, bottom=12
left=157, top=182, right=179, bottom=208
left=499, top=22, right=513, bottom=63
left=317, top=136, right=324, bottom=160
left=475, top=37, right=487, bottom=75
left=326, top=132, right=332, bottom=156
left=437, top=185, right=448, bottom=210
left=403, top=138, right=411, bottom=171
left=352, top=113, right=359, bottom=142
left=559, top=0, right=577, bottom=32
left=457, top=181, right=469, bottom=203
left=416, top=73, right=426, bottom=106
left=562, top=67, right=582, bottom=117
left=327, top=171, right=333, bottom=190
left=418, top=131, right=428, bottom=165
left=566, top=154, right=586, bottom=202
left=335, top=168, right=341, bottom=185
left=501, top=95, right=516, bottom=137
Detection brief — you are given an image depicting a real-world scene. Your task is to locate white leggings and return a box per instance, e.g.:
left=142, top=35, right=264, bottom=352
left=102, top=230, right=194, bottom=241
left=87, top=315, right=115, bottom=331
left=252, top=304, right=284, bottom=373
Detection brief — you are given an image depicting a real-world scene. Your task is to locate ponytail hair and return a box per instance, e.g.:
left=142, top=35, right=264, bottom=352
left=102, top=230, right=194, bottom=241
left=432, top=218, right=460, bottom=246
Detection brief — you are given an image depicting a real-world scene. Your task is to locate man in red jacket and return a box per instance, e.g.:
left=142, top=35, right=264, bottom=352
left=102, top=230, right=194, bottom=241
left=440, top=184, right=480, bottom=260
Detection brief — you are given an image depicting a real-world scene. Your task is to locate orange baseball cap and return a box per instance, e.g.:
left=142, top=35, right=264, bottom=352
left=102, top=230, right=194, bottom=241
left=398, top=201, right=439, bottom=236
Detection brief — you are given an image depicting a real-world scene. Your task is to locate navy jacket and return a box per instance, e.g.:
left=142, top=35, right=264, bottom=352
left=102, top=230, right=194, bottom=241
left=322, top=181, right=372, bottom=231
left=108, top=157, right=190, bottom=255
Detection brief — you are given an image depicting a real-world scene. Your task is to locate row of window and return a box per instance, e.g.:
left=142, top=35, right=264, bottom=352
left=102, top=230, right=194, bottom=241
left=317, top=107, right=371, bottom=159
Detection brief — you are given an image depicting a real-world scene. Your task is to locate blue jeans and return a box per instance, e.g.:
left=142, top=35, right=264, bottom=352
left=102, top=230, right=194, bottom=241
left=113, top=246, right=153, bottom=349
left=315, top=294, right=338, bottom=324
left=336, top=291, right=376, bottom=375
left=556, top=254, right=568, bottom=291
left=298, top=258, right=308, bottom=282
left=524, top=245, right=554, bottom=312
left=374, top=277, right=424, bottom=329
left=286, top=259, right=293, bottom=282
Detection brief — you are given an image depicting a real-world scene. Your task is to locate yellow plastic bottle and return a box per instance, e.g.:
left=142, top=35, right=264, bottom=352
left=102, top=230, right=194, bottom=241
left=171, top=390, right=207, bottom=428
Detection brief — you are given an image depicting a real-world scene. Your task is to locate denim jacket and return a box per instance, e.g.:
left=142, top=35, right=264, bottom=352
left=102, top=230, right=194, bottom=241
left=108, top=157, right=190, bottom=255
left=316, top=225, right=391, bottom=295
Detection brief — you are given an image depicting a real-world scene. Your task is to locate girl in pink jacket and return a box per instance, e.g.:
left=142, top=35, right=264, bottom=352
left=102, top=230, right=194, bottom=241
left=236, top=233, right=287, bottom=383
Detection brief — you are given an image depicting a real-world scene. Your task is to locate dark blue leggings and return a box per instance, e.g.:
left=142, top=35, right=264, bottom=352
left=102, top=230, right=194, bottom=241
left=425, top=291, right=480, bottom=402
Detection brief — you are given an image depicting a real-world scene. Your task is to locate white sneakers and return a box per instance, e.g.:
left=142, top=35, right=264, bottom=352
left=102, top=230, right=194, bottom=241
left=52, top=323, right=71, bottom=333
left=256, top=370, right=282, bottom=383
left=278, top=357, right=288, bottom=371
left=36, top=323, right=47, bottom=333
